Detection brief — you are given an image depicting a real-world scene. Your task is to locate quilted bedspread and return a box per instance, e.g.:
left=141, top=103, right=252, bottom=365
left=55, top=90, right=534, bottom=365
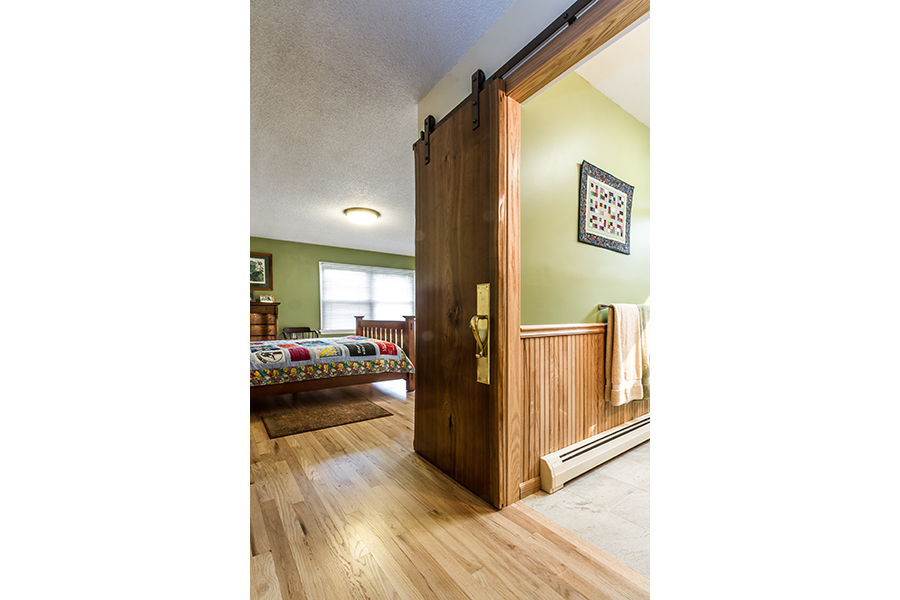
left=250, top=335, right=414, bottom=387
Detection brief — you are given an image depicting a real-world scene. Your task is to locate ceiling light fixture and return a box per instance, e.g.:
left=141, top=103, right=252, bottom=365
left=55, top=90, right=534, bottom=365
left=343, top=207, right=381, bottom=224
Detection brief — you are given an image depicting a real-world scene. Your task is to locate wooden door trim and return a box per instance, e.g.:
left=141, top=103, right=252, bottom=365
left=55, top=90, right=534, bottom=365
left=503, top=0, right=650, bottom=103
left=490, top=78, right=523, bottom=508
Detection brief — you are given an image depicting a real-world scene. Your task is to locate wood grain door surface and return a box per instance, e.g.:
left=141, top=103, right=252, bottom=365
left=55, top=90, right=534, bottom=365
left=414, top=80, right=504, bottom=507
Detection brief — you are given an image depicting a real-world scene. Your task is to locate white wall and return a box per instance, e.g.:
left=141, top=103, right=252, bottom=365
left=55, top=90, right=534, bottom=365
left=417, top=0, right=575, bottom=126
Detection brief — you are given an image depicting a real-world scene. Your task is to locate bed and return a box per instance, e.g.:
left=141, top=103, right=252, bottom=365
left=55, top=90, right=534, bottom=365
left=250, top=316, right=415, bottom=399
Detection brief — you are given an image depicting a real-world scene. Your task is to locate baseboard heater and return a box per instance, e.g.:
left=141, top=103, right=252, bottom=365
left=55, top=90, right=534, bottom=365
left=539, top=412, right=650, bottom=494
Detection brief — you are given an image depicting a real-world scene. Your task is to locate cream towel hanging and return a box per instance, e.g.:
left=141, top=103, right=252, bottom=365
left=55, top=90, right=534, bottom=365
left=604, top=304, right=644, bottom=406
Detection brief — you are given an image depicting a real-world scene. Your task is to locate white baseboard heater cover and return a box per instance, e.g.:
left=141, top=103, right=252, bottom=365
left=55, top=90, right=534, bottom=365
left=539, top=413, right=650, bottom=494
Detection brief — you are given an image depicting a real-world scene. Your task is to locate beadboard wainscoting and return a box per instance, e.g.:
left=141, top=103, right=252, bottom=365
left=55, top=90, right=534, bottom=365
left=519, top=323, right=651, bottom=499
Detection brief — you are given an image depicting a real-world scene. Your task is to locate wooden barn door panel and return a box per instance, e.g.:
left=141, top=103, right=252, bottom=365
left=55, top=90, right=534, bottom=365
left=413, top=78, right=514, bottom=507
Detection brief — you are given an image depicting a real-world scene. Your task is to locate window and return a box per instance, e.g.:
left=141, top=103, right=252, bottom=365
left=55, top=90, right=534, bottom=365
left=319, top=262, right=415, bottom=332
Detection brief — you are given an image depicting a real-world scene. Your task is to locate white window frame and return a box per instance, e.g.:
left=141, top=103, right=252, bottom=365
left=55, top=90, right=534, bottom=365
left=318, top=262, right=415, bottom=336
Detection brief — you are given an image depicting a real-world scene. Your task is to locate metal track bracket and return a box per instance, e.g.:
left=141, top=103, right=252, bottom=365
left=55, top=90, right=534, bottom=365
left=471, top=69, right=485, bottom=130
left=423, top=115, right=435, bottom=164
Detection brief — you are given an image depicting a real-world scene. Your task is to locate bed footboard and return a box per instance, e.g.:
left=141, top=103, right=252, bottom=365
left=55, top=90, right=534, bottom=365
left=355, top=315, right=416, bottom=392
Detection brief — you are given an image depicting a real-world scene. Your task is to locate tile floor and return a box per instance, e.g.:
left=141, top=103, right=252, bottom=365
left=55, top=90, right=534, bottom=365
left=520, top=440, right=651, bottom=578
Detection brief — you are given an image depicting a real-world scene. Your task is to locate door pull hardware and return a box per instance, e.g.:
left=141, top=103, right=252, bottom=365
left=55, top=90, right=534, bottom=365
left=474, top=283, right=490, bottom=384
left=469, top=315, right=489, bottom=358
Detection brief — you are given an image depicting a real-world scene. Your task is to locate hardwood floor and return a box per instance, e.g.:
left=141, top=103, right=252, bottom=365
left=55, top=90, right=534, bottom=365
left=250, top=381, right=650, bottom=600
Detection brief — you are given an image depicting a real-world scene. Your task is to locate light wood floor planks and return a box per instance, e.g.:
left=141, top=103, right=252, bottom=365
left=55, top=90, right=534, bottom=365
left=250, top=381, right=649, bottom=600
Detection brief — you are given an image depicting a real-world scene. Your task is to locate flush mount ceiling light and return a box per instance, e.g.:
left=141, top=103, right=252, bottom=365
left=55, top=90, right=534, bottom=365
left=343, top=207, right=381, bottom=224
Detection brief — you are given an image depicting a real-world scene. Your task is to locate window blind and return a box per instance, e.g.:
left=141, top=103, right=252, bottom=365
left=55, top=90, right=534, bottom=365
left=319, top=262, right=415, bottom=331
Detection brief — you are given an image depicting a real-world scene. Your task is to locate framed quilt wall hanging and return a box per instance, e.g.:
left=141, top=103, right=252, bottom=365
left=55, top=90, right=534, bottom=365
left=577, top=161, right=634, bottom=255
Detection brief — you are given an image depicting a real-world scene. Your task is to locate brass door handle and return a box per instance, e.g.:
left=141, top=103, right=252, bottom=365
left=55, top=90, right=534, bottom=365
left=469, top=315, right=489, bottom=358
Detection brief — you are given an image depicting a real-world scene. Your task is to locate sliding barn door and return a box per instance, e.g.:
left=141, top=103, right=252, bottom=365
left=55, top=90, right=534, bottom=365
left=413, top=78, right=521, bottom=509
left=411, top=0, right=648, bottom=509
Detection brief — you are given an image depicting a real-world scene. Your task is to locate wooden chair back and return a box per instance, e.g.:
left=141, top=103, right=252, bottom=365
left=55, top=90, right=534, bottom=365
left=282, top=327, right=321, bottom=340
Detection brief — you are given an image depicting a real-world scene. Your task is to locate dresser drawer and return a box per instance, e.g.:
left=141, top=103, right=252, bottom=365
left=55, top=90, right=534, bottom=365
left=253, top=304, right=277, bottom=315
left=250, top=324, right=277, bottom=337
left=250, top=313, right=277, bottom=325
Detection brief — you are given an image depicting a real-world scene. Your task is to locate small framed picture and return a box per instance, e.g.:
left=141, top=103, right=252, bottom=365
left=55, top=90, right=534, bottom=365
left=251, top=252, right=273, bottom=290
left=259, top=295, right=275, bottom=303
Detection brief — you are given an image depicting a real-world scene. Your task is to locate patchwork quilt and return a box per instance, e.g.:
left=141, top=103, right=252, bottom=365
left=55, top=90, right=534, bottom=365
left=250, top=335, right=414, bottom=387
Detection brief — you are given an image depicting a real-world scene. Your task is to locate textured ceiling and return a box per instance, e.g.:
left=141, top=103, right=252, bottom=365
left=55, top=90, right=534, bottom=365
left=250, top=1, right=649, bottom=257
left=250, top=0, right=517, bottom=256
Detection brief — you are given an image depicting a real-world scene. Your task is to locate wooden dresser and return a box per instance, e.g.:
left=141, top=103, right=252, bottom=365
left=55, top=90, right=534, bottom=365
left=250, top=302, right=280, bottom=341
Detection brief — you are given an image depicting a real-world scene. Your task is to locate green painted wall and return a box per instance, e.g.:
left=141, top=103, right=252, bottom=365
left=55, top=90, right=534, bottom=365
left=520, top=73, right=650, bottom=325
left=250, top=237, right=415, bottom=335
